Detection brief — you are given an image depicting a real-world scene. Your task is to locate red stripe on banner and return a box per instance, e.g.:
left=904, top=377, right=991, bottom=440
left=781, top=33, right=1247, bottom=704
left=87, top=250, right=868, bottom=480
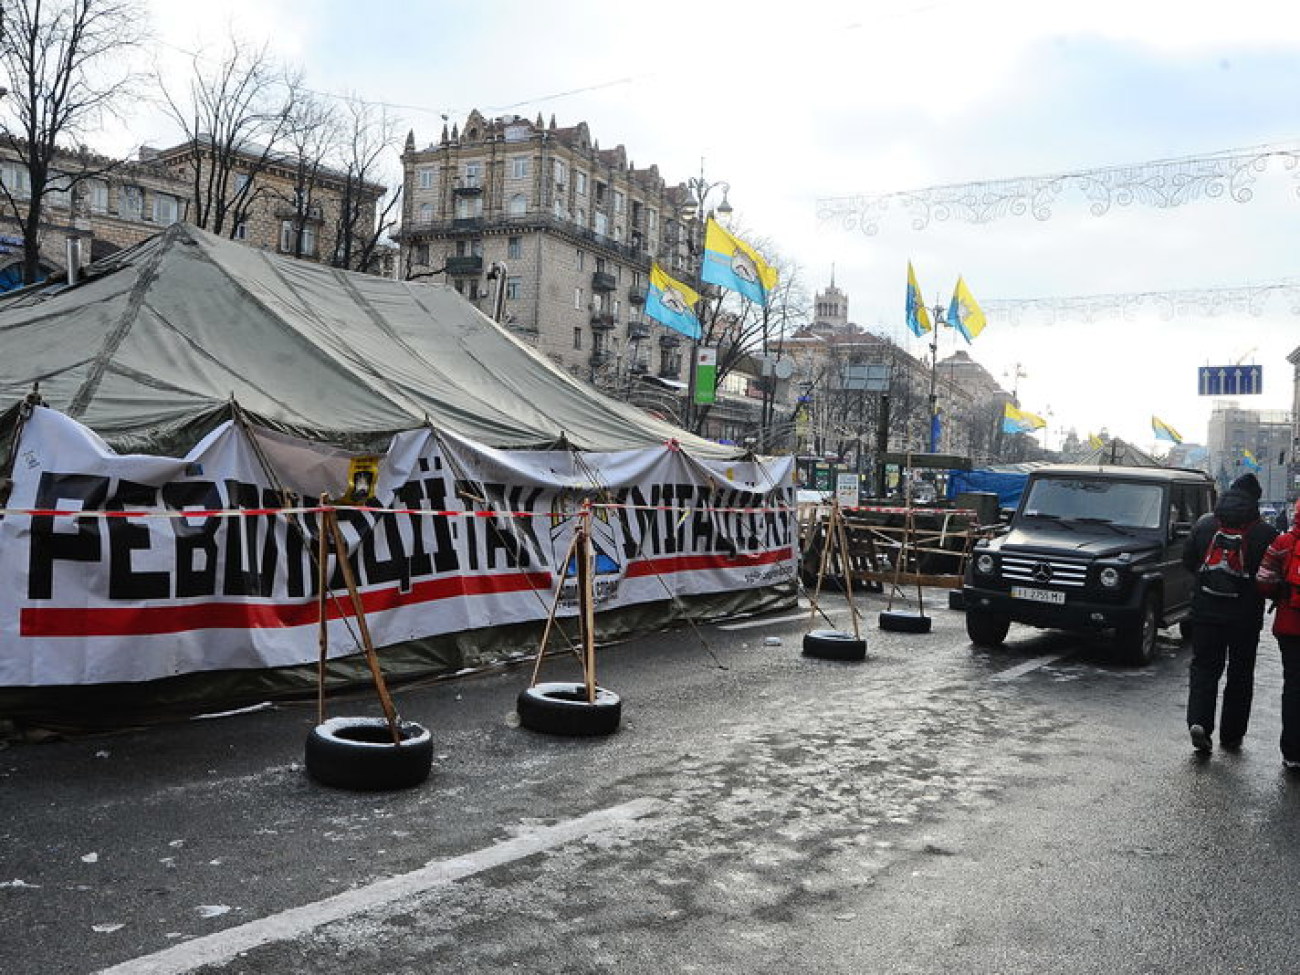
left=625, top=546, right=794, bottom=577
left=20, top=570, right=555, bottom=637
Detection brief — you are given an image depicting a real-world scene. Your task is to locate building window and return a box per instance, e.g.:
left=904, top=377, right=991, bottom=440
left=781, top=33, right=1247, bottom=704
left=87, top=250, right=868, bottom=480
left=86, top=180, right=108, bottom=212
left=119, top=185, right=143, bottom=219
left=576, top=250, right=585, bottom=271
left=234, top=173, right=250, bottom=196
left=454, top=196, right=482, bottom=219
left=573, top=327, right=583, bottom=350
left=614, top=190, right=625, bottom=213
left=553, top=159, right=567, bottom=187
left=506, top=276, right=521, bottom=300
left=1, top=163, right=30, bottom=199
left=575, top=171, right=587, bottom=195
left=507, top=236, right=522, bottom=259
left=233, top=222, right=247, bottom=241
left=511, top=157, right=529, bottom=179
left=417, top=167, right=435, bottom=190
left=508, top=193, right=527, bottom=215
left=574, top=287, right=582, bottom=310
left=576, top=208, right=586, bottom=227
left=419, top=203, right=434, bottom=223
left=463, top=162, right=482, bottom=188
left=594, top=211, right=607, bottom=236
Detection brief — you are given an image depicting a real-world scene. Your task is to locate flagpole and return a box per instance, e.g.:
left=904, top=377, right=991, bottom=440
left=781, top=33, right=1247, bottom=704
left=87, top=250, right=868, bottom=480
left=679, top=160, right=731, bottom=435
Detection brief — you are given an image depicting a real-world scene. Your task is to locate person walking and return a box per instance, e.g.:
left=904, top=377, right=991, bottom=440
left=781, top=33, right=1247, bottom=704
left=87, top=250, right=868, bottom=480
left=1255, top=497, right=1300, bottom=770
left=1182, top=472, right=1278, bottom=755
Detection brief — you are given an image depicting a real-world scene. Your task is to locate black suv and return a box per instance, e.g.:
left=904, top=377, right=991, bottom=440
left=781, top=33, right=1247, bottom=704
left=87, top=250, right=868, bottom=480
left=963, top=464, right=1216, bottom=664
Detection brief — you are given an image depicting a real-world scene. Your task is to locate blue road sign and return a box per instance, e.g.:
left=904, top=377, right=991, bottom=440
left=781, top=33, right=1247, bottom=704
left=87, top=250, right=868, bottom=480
left=1198, top=364, right=1262, bottom=396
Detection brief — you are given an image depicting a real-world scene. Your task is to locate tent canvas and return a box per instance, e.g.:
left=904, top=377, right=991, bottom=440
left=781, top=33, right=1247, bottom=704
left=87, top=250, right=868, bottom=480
left=0, top=226, right=795, bottom=725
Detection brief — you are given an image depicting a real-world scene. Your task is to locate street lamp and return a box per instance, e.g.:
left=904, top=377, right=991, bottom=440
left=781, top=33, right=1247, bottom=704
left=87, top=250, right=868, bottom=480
left=678, top=160, right=732, bottom=433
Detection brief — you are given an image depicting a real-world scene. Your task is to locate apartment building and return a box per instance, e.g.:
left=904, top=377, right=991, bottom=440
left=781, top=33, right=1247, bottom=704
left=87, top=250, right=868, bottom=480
left=0, top=140, right=385, bottom=289
left=398, top=111, right=695, bottom=385
left=1207, top=402, right=1293, bottom=503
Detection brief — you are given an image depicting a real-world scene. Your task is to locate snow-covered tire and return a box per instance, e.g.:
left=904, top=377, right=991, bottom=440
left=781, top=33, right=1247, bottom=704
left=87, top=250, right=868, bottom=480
left=802, top=629, right=867, bottom=661
left=517, top=682, right=622, bottom=737
left=305, top=717, right=433, bottom=791
left=879, top=610, right=932, bottom=633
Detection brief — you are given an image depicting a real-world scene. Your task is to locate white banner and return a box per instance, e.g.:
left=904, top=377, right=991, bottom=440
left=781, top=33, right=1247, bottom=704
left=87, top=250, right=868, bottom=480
left=0, top=408, right=796, bottom=686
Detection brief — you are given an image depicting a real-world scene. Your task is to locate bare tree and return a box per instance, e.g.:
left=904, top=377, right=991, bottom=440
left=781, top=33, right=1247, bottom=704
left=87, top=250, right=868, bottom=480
left=157, top=36, right=297, bottom=237
left=329, top=95, right=400, bottom=274
left=0, top=0, right=144, bottom=284
left=277, top=90, right=337, bottom=260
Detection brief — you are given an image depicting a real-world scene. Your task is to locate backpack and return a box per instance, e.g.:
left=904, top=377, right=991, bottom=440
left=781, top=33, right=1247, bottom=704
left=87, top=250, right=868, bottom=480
left=1199, top=520, right=1254, bottom=598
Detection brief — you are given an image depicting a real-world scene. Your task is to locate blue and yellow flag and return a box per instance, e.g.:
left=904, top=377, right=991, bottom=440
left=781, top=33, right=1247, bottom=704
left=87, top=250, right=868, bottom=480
left=701, top=218, right=778, bottom=305
left=645, top=263, right=701, bottom=339
left=1088, top=432, right=1105, bottom=450
left=1003, top=402, right=1046, bottom=434
left=1151, top=416, right=1183, bottom=444
left=1242, top=448, right=1261, bottom=471
left=948, top=276, right=987, bottom=343
left=905, top=261, right=932, bottom=337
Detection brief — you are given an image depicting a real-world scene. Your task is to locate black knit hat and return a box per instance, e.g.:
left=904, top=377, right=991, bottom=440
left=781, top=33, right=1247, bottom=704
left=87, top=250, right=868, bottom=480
left=1230, top=472, right=1262, bottom=500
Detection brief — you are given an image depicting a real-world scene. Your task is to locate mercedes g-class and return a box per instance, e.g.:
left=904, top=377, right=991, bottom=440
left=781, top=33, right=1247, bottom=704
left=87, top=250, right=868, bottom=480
left=962, top=464, right=1216, bottom=664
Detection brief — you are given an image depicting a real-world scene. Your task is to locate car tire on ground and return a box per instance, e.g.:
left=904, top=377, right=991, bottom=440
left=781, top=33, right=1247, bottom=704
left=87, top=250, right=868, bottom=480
left=305, top=716, right=434, bottom=791
left=516, top=682, right=622, bottom=736
left=879, top=610, right=932, bottom=633
left=802, top=628, right=867, bottom=661
left=1116, top=591, right=1160, bottom=666
left=966, top=609, right=1011, bottom=647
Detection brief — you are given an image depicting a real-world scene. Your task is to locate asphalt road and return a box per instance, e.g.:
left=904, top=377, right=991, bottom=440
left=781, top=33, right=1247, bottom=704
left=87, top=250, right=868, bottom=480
left=3, top=591, right=1300, bottom=974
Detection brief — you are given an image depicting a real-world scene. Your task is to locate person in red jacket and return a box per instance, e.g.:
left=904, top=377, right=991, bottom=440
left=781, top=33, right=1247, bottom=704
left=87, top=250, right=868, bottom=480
left=1255, top=497, right=1300, bottom=770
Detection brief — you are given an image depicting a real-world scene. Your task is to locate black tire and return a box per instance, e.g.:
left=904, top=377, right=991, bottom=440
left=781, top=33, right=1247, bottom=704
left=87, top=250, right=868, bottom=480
left=966, top=610, right=1011, bottom=647
left=1116, top=592, right=1160, bottom=665
left=517, top=682, right=622, bottom=736
left=305, top=717, right=433, bottom=791
left=948, top=589, right=966, bottom=612
left=802, top=629, right=867, bottom=661
left=879, top=610, right=932, bottom=633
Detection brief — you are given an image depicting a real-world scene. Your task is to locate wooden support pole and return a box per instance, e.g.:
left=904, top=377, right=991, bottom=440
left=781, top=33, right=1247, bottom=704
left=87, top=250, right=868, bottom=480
left=326, top=507, right=401, bottom=745
left=316, top=494, right=330, bottom=727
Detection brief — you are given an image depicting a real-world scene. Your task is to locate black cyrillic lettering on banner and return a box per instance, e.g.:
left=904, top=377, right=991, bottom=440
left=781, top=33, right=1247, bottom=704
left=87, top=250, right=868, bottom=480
left=221, top=480, right=269, bottom=597
left=359, top=508, right=412, bottom=592
left=28, top=473, right=109, bottom=599
left=106, top=479, right=168, bottom=599
left=393, top=481, right=434, bottom=579
left=162, top=481, right=221, bottom=598
left=422, top=476, right=460, bottom=573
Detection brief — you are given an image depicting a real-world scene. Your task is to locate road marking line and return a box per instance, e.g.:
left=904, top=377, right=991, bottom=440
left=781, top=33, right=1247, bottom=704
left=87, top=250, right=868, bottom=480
left=991, top=653, right=1072, bottom=681
left=95, top=797, right=664, bottom=975
left=719, top=612, right=809, bottom=631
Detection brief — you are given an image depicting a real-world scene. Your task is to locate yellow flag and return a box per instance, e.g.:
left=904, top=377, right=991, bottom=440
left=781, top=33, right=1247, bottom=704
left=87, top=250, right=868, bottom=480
left=948, top=276, right=987, bottom=343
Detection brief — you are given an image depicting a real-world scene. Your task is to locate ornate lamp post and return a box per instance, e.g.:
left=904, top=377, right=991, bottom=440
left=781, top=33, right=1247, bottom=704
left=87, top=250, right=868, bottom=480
left=678, top=161, right=732, bottom=434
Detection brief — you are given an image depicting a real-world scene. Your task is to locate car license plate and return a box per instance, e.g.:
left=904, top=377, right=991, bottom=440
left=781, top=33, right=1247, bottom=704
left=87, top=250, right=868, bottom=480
left=1011, top=586, right=1065, bottom=604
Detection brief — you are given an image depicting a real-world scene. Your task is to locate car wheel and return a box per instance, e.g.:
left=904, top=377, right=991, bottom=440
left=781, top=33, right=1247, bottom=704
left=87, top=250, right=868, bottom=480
left=517, top=682, right=622, bottom=736
left=802, top=628, right=867, bottom=661
left=966, top=610, right=1010, bottom=647
left=879, top=611, right=932, bottom=633
left=305, top=717, right=434, bottom=791
left=1117, top=592, right=1160, bottom=665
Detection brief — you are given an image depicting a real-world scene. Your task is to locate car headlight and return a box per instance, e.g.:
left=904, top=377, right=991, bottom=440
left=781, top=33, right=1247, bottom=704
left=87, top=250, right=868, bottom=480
left=975, top=553, right=996, bottom=575
left=1099, top=566, right=1121, bottom=588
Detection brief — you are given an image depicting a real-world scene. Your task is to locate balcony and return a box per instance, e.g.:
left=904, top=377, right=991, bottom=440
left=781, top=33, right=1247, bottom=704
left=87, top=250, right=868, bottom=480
left=453, top=181, right=483, bottom=196
left=591, top=270, right=616, bottom=292
left=445, top=255, right=483, bottom=275
left=590, top=349, right=613, bottom=367
left=659, top=334, right=682, bottom=348
left=451, top=217, right=482, bottom=232
left=590, top=312, right=616, bottom=330
left=627, top=323, right=650, bottom=340
left=628, top=284, right=646, bottom=305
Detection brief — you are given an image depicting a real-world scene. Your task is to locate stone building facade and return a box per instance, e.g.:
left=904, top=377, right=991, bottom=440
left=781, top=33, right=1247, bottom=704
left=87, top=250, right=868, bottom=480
left=0, top=140, right=384, bottom=288
left=397, top=111, right=695, bottom=385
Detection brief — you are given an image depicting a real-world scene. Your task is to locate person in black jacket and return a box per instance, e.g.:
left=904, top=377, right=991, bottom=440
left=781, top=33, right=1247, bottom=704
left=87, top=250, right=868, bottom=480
left=1182, top=473, right=1278, bottom=755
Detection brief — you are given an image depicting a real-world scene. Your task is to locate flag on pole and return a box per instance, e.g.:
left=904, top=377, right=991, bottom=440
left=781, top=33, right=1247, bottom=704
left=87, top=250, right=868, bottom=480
left=1151, top=416, right=1183, bottom=443
left=701, top=218, right=778, bottom=304
left=1088, top=432, right=1105, bottom=450
left=905, top=261, right=933, bottom=337
left=1242, top=448, right=1261, bottom=471
left=1003, top=402, right=1046, bottom=434
left=645, top=263, right=702, bottom=339
left=947, top=276, right=987, bottom=343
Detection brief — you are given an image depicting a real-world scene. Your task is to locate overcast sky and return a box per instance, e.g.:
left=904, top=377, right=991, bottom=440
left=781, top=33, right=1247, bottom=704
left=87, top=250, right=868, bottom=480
left=111, top=0, right=1300, bottom=449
